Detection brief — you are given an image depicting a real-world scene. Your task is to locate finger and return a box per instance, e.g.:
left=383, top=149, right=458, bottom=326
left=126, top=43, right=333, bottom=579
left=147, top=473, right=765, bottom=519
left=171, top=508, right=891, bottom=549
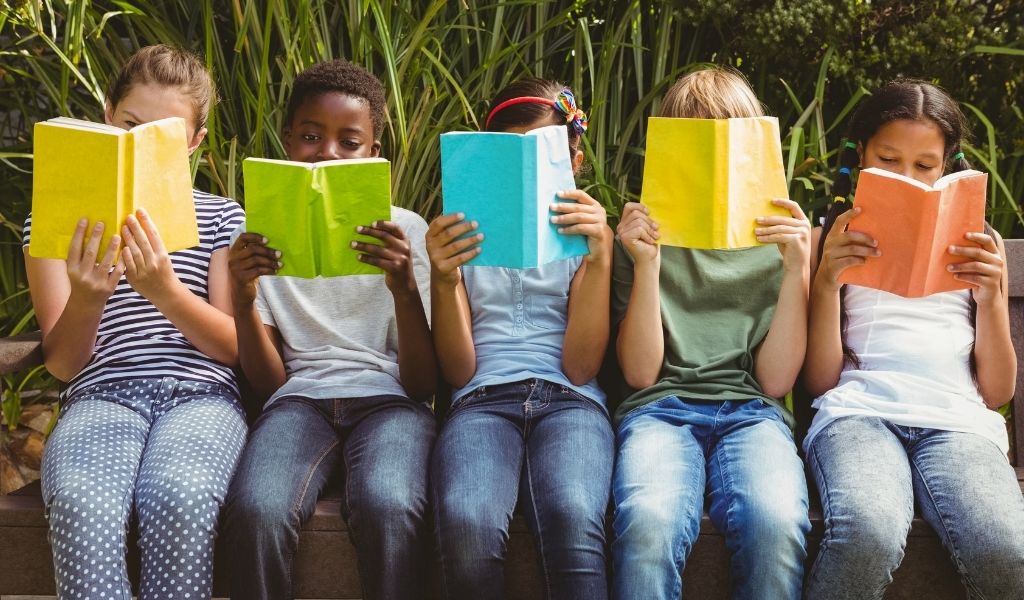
left=365, top=220, right=407, bottom=240
left=770, top=198, right=808, bottom=220
left=434, top=220, right=480, bottom=247
left=556, top=189, right=599, bottom=206
left=832, top=256, right=868, bottom=271
left=948, top=245, right=1002, bottom=265
left=828, top=206, right=862, bottom=234
left=233, top=233, right=272, bottom=252
left=66, top=218, right=89, bottom=265
left=82, top=221, right=105, bottom=265
left=125, top=214, right=154, bottom=261
left=754, top=217, right=808, bottom=229
left=829, top=230, right=877, bottom=249
left=620, top=220, right=660, bottom=242
left=108, top=258, right=125, bottom=286
left=121, top=225, right=146, bottom=268
left=621, top=202, right=649, bottom=219
left=830, top=244, right=881, bottom=259
left=352, top=240, right=401, bottom=261
left=135, top=209, right=166, bottom=255
left=551, top=211, right=603, bottom=226
left=757, top=233, right=808, bottom=245
left=121, top=241, right=137, bottom=276
left=947, top=261, right=1001, bottom=278
left=951, top=273, right=982, bottom=287
left=237, top=255, right=282, bottom=273
left=964, top=231, right=999, bottom=253
left=754, top=224, right=809, bottom=237
left=558, top=223, right=604, bottom=236
left=427, top=213, right=469, bottom=237
left=98, top=235, right=121, bottom=271
left=438, top=247, right=482, bottom=272
left=356, top=224, right=403, bottom=247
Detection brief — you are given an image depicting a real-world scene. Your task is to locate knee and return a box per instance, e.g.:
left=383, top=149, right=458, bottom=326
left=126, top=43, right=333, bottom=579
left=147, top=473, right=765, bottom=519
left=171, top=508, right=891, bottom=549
left=731, top=498, right=809, bottom=556
left=613, top=493, right=695, bottom=561
left=537, top=489, right=606, bottom=546
left=434, top=490, right=505, bottom=550
left=46, top=480, right=127, bottom=533
left=823, top=504, right=907, bottom=565
left=222, top=483, right=298, bottom=543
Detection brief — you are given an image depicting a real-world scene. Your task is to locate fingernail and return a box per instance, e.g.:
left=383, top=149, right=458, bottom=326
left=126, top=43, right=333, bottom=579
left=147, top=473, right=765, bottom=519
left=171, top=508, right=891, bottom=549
left=755, top=217, right=765, bottom=223
left=477, top=233, right=485, bottom=240
left=79, top=218, right=88, bottom=226
left=471, top=221, right=479, bottom=228
left=350, top=241, right=358, bottom=248
left=274, top=250, right=282, bottom=258
left=949, top=245, right=957, bottom=252
left=457, top=212, right=465, bottom=219
left=948, top=265, right=955, bottom=271
left=261, top=237, right=268, bottom=244
left=276, top=261, right=283, bottom=268
left=356, top=226, right=364, bottom=233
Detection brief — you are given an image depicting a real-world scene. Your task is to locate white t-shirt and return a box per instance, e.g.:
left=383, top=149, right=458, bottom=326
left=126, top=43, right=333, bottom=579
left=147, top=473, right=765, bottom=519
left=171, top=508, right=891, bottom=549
left=252, top=206, right=431, bottom=405
left=805, top=285, right=1009, bottom=454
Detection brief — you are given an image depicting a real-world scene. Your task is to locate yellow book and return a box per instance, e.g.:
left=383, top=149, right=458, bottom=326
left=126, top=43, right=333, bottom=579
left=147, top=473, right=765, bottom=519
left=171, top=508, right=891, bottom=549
left=30, top=117, right=198, bottom=259
left=640, top=116, right=791, bottom=249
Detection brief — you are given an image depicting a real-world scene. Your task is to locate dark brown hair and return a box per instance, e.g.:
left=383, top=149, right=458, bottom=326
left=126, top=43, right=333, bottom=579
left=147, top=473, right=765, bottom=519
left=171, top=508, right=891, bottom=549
left=485, top=78, right=583, bottom=153
left=284, top=60, right=387, bottom=139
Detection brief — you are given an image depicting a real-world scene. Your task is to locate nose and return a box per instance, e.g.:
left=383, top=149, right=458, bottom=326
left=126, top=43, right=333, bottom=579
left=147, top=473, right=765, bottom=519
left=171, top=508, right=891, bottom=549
left=318, top=140, right=343, bottom=161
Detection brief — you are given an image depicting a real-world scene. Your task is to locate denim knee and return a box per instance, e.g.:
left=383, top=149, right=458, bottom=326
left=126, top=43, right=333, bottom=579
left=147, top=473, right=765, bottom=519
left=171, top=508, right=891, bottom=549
left=614, top=493, right=695, bottom=564
left=349, top=481, right=427, bottom=536
left=224, top=483, right=300, bottom=545
left=728, top=498, right=809, bottom=555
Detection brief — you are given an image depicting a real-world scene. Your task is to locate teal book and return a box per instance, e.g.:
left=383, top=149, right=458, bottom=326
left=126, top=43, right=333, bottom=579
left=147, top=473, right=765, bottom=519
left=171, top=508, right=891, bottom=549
left=440, top=124, right=589, bottom=269
left=243, top=157, right=391, bottom=278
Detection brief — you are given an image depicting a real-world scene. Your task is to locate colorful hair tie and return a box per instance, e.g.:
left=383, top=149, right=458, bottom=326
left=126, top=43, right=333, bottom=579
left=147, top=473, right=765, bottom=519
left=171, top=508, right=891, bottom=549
left=483, top=89, right=588, bottom=135
left=953, top=151, right=965, bottom=161
left=844, top=141, right=857, bottom=150
left=839, top=167, right=851, bottom=175
left=834, top=195, right=847, bottom=204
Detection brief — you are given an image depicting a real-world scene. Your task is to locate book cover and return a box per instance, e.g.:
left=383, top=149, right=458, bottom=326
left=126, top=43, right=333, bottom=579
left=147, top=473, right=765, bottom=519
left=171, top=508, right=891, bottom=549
left=838, top=167, right=988, bottom=298
left=440, top=124, right=589, bottom=269
left=30, top=117, right=197, bottom=259
left=243, top=157, right=392, bottom=278
left=640, top=116, right=791, bottom=249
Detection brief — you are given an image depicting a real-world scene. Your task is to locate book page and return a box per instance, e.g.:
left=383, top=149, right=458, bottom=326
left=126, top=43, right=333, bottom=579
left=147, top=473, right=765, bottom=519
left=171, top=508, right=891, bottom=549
left=923, top=172, right=987, bottom=295
left=315, top=159, right=391, bottom=277
left=531, top=125, right=587, bottom=267
left=725, top=117, right=790, bottom=247
left=243, top=158, right=318, bottom=277
left=130, top=117, right=198, bottom=253
left=46, top=117, right=126, bottom=134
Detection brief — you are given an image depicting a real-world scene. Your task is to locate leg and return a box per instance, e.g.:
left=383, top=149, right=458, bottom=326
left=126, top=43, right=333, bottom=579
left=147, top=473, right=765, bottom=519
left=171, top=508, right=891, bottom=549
left=909, top=429, right=1024, bottom=599
left=41, top=393, right=150, bottom=600
left=431, top=389, right=525, bottom=600
left=134, top=383, right=247, bottom=600
left=611, top=400, right=708, bottom=600
left=706, top=400, right=809, bottom=600
left=338, top=397, right=437, bottom=600
left=221, top=397, right=339, bottom=600
left=520, top=391, right=614, bottom=600
left=804, top=416, right=915, bottom=600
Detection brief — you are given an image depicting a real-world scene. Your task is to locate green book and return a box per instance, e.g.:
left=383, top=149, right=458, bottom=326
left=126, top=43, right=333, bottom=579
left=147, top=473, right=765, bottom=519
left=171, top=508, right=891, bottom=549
left=243, top=157, right=392, bottom=278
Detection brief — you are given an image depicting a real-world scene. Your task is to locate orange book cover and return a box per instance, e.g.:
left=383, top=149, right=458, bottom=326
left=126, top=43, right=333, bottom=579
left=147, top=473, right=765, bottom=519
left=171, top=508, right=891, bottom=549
left=838, top=167, right=987, bottom=298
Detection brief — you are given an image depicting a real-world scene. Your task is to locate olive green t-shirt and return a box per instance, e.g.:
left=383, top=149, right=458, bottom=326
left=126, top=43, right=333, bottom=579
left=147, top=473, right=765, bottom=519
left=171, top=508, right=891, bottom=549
left=611, top=239, right=790, bottom=426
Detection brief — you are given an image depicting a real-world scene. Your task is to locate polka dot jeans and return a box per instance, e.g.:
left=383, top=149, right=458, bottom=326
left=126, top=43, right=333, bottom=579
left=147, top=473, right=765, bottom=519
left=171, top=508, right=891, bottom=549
left=40, top=377, right=247, bottom=600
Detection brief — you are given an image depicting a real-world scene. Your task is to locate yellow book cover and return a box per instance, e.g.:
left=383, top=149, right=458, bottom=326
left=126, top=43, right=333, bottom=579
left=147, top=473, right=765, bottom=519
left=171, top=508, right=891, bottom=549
left=30, top=117, right=198, bottom=260
left=640, top=116, right=790, bottom=249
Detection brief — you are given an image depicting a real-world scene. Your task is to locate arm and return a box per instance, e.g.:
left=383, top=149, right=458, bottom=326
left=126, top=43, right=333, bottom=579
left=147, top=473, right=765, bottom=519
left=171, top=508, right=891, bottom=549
left=228, top=232, right=288, bottom=402
left=352, top=220, right=436, bottom=401
left=425, top=213, right=481, bottom=388
left=25, top=220, right=122, bottom=381
left=803, top=208, right=880, bottom=396
left=552, top=190, right=613, bottom=385
left=751, top=199, right=811, bottom=397
left=949, top=230, right=1016, bottom=407
left=121, top=209, right=238, bottom=365
left=614, top=202, right=664, bottom=389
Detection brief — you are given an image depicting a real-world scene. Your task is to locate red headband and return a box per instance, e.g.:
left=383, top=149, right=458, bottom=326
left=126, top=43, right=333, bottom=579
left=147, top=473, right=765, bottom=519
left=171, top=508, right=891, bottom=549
left=484, top=96, right=555, bottom=130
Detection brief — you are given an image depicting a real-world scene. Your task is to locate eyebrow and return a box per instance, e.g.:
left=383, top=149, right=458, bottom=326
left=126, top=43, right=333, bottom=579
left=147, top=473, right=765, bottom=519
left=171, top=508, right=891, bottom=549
left=123, top=110, right=143, bottom=122
left=876, top=143, right=942, bottom=160
left=297, top=119, right=364, bottom=133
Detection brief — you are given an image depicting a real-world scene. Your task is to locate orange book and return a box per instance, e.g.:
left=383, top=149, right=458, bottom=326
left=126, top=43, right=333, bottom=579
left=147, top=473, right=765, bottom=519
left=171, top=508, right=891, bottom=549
left=838, top=167, right=987, bottom=298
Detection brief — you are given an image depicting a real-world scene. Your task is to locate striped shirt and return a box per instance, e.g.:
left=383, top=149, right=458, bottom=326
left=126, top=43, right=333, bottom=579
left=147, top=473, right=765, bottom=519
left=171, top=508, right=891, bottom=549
left=23, top=190, right=244, bottom=399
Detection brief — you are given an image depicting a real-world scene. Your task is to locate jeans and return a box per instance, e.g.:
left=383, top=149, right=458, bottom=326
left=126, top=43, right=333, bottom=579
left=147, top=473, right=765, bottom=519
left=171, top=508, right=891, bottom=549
left=431, top=379, right=614, bottom=600
left=41, top=377, right=247, bottom=600
left=611, top=396, right=809, bottom=600
left=222, top=395, right=436, bottom=600
left=805, top=416, right=1024, bottom=600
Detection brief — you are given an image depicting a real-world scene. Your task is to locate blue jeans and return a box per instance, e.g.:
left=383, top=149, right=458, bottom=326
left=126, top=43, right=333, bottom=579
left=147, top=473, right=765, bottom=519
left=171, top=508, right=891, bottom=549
left=611, top=396, right=810, bottom=600
left=222, top=395, right=436, bottom=600
left=41, top=378, right=247, bottom=600
left=805, top=416, right=1024, bottom=600
left=431, top=379, right=614, bottom=600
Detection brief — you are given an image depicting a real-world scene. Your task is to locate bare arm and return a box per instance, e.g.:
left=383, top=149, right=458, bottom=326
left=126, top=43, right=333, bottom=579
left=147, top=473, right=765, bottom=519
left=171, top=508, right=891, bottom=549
left=554, top=190, right=613, bottom=385
left=614, top=202, right=664, bottom=389
left=426, top=213, right=481, bottom=388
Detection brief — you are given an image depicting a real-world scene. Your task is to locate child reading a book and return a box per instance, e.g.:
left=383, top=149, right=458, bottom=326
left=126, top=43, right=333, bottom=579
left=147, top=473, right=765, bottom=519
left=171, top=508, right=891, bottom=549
left=23, top=44, right=246, bottom=600
left=610, top=67, right=812, bottom=600
left=222, top=60, right=436, bottom=600
left=426, top=79, right=614, bottom=599
left=803, top=79, right=1024, bottom=599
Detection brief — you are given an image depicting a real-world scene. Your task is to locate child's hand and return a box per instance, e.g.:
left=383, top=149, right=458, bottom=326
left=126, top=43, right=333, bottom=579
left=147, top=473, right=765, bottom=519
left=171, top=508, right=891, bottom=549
left=352, top=221, right=420, bottom=297
left=228, top=233, right=281, bottom=308
left=65, top=219, right=123, bottom=305
left=948, top=231, right=1004, bottom=305
left=120, top=209, right=183, bottom=304
left=755, top=199, right=811, bottom=273
left=550, top=190, right=612, bottom=263
left=815, top=207, right=880, bottom=291
left=425, top=213, right=483, bottom=288
left=616, top=201, right=660, bottom=264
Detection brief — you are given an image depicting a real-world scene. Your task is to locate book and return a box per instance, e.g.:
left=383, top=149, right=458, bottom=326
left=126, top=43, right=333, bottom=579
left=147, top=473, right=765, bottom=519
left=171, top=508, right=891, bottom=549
left=838, top=167, right=988, bottom=298
left=30, top=116, right=198, bottom=259
left=242, top=157, right=392, bottom=278
left=440, top=124, right=589, bottom=269
left=640, top=116, right=791, bottom=249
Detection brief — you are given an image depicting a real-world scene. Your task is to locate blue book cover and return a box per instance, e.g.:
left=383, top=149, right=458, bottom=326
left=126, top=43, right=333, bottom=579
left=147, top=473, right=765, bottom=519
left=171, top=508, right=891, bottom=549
left=440, top=124, right=589, bottom=269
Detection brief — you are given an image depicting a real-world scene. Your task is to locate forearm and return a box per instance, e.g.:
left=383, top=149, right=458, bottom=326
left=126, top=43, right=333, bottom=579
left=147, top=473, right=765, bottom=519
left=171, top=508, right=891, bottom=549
left=974, top=298, right=1016, bottom=408
left=152, top=282, right=239, bottom=366
left=616, top=260, right=663, bottom=389
left=803, top=276, right=847, bottom=396
left=393, top=291, right=437, bottom=401
left=754, top=267, right=809, bottom=397
left=234, top=303, right=287, bottom=401
left=562, top=258, right=611, bottom=385
left=430, top=280, right=476, bottom=388
left=40, top=292, right=106, bottom=382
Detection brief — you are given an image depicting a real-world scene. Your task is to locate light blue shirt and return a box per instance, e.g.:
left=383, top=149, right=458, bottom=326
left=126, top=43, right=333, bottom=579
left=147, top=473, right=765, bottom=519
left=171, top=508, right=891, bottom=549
left=455, top=257, right=606, bottom=406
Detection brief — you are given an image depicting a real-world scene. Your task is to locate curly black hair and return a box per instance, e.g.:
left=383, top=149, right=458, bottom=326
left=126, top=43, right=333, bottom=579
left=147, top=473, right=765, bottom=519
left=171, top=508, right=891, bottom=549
left=284, top=59, right=387, bottom=138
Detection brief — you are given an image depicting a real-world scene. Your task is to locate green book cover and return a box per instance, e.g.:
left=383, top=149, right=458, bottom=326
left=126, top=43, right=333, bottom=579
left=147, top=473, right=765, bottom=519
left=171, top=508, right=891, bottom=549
left=243, top=157, right=392, bottom=278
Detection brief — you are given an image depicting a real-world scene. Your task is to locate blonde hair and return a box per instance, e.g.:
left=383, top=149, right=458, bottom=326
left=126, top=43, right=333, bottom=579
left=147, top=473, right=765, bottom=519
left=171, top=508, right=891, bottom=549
left=106, top=44, right=217, bottom=132
left=658, top=66, right=763, bottom=119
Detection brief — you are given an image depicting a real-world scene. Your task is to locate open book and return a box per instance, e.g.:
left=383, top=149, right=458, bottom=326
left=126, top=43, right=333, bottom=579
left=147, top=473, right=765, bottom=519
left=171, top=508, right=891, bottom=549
left=839, top=167, right=987, bottom=298
left=640, top=116, right=791, bottom=249
left=440, top=124, right=589, bottom=269
left=242, top=157, right=392, bottom=278
left=30, top=116, right=198, bottom=259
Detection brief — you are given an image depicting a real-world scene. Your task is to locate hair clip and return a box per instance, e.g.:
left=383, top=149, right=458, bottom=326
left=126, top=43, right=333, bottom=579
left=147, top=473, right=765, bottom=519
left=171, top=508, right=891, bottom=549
left=844, top=141, right=857, bottom=150
left=952, top=151, right=965, bottom=161
left=834, top=195, right=847, bottom=204
left=552, top=88, right=588, bottom=135
left=839, top=167, right=851, bottom=175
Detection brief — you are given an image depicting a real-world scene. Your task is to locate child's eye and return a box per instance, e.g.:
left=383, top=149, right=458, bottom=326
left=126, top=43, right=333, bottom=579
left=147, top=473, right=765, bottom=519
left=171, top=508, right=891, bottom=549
left=878, top=157, right=896, bottom=163
left=125, top=121, right=139, bottom=128
left=343, top=140, right=361, bottom=148
left=916, top=163, right=937, bottom=170
left=302, top=134, right=320, bottom=142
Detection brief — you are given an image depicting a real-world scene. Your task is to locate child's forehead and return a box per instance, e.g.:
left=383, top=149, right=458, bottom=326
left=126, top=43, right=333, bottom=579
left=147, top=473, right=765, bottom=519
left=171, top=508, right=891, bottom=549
left=291, top=91, right=373, bottom=127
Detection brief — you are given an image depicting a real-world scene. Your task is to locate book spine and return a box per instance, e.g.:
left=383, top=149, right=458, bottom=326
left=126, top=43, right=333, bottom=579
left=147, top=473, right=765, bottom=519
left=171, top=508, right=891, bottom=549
left=120, top=133, right=132, bottom=234
left=525, top=136, right=536, bottom=268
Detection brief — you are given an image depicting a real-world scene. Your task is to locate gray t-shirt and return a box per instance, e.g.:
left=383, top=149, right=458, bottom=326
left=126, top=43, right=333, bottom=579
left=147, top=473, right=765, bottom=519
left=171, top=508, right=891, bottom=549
left=254, top=206, right=431, bottom=405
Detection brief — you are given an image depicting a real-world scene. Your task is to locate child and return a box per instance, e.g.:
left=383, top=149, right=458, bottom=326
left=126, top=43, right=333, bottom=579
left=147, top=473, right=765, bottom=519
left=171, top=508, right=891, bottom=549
left=610, top=67, right=812, bottom=600
left=222, top=60, right=436, bottom=600
left=426, top=79, right=614, bottom=600
left=803, top=80, right=1024, bottom=599
left=24, top=45, right=246, bottom=599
